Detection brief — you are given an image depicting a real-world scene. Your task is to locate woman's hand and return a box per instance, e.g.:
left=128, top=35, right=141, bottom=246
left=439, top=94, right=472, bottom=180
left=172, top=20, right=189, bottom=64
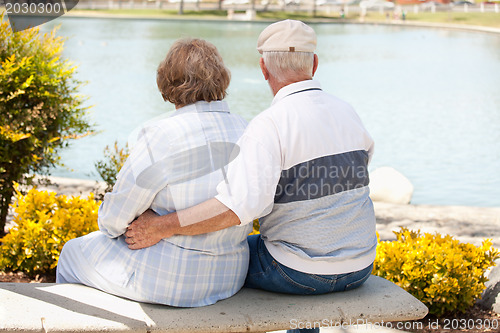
left=125, top=209, right=179, bottom=250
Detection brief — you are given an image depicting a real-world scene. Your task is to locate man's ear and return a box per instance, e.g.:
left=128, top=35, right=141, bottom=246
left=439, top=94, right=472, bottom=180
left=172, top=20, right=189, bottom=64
left=260, top=57, right=270, bottom=81
left=312, top=54, right=319, bottom=77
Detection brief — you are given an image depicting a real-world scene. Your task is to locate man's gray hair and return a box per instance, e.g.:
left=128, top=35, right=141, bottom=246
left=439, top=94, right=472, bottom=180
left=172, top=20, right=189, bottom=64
left=263, top=51, right=314, bottom=84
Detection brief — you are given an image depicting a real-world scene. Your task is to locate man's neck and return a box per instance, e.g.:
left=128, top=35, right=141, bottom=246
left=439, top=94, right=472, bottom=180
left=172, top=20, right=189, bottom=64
left=269, top=77, right=312, bottom=96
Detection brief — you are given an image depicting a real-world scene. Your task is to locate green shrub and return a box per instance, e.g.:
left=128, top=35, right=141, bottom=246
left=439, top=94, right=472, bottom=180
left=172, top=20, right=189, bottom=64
left=373, top=228, right=500, bottom=317
left=94, top=141, right=129, bottom=194
left=0, top=187, right=99, bottom=276
left=0, top=16, right=93, bottom=236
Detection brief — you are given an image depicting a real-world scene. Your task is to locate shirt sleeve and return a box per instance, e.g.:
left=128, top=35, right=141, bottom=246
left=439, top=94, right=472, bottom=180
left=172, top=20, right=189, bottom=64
left=215, top=115, right=282, bottom=225
left=367, top=138, right=375, bottom=164
left=98, top=126, right=170, bottom=238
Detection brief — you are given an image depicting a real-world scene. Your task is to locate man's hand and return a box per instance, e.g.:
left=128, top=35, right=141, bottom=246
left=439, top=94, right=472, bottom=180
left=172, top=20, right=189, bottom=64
left=125, top=209, right=179, bottom=250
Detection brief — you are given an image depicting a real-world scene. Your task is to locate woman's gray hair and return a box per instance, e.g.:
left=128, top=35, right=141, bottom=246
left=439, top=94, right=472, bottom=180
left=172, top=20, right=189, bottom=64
left=262, top=51, right=314, bottom=84
left=157, top=38, right=230, bottom=106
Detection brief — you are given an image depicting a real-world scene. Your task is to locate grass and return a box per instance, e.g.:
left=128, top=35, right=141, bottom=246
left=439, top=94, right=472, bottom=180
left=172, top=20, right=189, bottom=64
left=359, top=11, right=500, bottom=28
left=256, top=10, right=337, bottom=21
left=406, top=12, right=500, bottom=28
left=71, top=8, right=228, bottom=19
left=66, top=8, right=500, bottom=29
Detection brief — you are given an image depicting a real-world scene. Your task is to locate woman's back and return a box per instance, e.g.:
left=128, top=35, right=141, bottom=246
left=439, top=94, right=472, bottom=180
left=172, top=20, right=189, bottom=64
left=73, top=102, right=251, bottom=307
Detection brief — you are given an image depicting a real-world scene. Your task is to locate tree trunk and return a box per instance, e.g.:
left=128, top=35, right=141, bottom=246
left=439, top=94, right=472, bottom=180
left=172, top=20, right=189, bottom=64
left=0, top=185, right=14, bottom=238
left=179, top=0, right=184, bottom=14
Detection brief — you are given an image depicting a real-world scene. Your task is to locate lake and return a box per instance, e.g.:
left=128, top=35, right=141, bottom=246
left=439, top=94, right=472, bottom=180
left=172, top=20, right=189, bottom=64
left=40, top=17, right=500, bottom=207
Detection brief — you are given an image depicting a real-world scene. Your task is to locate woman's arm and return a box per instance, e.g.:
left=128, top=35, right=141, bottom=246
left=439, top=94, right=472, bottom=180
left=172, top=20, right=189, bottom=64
left=98, top=127, right=169, bottom=238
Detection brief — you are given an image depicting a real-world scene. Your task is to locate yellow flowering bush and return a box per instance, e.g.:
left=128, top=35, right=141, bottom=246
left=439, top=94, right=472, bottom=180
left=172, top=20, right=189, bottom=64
left=0, top=187, right=100, bottom=276
left=373, top=228, right=499, bottom=317
left=249, top=219, right=260, bottom=235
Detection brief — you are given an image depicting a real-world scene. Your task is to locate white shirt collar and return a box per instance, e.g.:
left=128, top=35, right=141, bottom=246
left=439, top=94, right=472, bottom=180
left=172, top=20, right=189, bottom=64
left=271, top=80, right=322, bottom=106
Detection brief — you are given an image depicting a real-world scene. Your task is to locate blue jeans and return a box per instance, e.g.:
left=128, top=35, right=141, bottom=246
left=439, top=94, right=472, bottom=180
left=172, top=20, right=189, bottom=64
left=244, top=234, right=373, bottom=333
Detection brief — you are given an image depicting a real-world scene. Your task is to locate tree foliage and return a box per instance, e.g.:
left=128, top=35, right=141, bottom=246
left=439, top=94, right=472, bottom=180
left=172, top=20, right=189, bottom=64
left=0, top=16, right=93, bottom=235
left=94, top=141, right=129, bottom=195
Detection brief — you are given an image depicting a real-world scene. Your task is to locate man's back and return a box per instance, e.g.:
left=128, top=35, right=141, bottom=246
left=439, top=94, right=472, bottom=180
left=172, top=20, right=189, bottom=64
left=227, top=79, right=377, bottom=275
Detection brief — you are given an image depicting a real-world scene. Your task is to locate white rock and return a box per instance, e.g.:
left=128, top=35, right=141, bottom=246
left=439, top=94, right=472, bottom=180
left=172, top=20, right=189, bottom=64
left=369, top=167, right=414, bottom=204
left=478, top=259, right=500, bottom=314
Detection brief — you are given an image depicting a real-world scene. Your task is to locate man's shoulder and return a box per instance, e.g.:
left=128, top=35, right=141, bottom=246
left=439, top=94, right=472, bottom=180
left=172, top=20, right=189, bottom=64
left=246, top=102, right=279, bottom=123
left=311, top=89, right=355, bottom=110
left=271, top=90, right=357, bottom=123
left=242, top=108, right=277, bottom=136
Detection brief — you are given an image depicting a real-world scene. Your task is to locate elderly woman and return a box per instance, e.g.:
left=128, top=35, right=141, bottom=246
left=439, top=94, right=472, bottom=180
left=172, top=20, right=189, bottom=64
left=56, top=39, right=252, bottom=307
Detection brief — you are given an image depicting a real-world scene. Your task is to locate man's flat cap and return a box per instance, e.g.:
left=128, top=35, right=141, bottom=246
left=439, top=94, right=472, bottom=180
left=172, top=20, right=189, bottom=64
left=257, top=19, right=317, bottom=54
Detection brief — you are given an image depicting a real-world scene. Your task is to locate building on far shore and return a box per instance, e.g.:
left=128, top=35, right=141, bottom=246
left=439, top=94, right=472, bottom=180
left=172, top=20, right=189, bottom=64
left=394, top=0, right=451, bottom=5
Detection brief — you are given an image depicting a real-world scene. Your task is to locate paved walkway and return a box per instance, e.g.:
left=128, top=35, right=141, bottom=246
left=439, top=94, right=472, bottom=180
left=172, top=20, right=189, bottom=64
left=374, top=201, right=500, bottom=249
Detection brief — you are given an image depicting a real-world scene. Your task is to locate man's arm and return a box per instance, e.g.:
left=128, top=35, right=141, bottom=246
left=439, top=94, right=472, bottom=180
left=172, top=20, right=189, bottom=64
left=125, top=114, right=283, bottom=250
left=125, top=198, right=240, bottom=250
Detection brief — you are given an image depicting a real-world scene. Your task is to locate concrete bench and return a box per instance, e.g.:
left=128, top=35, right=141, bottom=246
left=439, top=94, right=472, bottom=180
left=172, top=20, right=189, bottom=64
left=0, top=276, right=427, bottom=333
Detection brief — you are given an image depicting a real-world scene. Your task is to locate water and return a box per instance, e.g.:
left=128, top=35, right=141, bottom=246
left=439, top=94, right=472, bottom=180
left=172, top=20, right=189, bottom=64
left=39, top=17, right=500, bottom=207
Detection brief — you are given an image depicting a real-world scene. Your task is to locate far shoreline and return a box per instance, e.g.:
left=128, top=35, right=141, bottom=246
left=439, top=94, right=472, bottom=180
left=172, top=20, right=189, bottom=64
left=62, top=9, right=500, bottom=35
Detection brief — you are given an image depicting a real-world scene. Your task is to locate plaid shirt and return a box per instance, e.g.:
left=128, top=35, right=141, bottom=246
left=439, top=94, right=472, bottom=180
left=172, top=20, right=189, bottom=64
left=80, top=101, right=252, bottom=307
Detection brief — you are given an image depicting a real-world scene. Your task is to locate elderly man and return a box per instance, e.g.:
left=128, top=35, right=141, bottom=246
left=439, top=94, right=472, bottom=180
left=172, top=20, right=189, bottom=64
left=126, top=20, right=377, bottom=333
